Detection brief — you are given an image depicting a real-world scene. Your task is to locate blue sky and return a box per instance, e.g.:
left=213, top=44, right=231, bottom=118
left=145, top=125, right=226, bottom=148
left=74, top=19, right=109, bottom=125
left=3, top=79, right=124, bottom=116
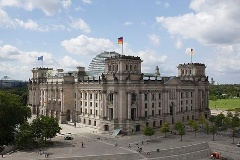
left=0, top=0, right=240, bottom=84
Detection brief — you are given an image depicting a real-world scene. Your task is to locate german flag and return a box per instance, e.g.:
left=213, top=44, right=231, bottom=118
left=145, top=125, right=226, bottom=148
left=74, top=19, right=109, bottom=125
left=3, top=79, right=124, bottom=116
left=118, top=37, right=123, bottom=44
left=190, top=49, right=194, bottom=55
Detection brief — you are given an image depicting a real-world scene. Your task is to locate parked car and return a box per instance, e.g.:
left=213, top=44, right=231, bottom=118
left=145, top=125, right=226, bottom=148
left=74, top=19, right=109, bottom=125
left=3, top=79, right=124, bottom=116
left=64, top=134, right=73, bottom=140
left=237, top=143, right=240, bottom=147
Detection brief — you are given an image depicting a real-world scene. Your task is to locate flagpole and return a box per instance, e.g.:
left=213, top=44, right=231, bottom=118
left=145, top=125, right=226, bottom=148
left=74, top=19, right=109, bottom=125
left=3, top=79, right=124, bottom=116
left=42, top=59, right=43, bottom=68
left=122, top=41, right=123, bottom=55
left=191, top=54, right=192, bottom=63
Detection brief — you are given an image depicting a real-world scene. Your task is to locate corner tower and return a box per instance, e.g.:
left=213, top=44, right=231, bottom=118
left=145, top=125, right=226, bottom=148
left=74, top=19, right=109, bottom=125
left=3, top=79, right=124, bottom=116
left=177, top=63, right=207, bottom=81
left=104, top=55, right=143, bottom=81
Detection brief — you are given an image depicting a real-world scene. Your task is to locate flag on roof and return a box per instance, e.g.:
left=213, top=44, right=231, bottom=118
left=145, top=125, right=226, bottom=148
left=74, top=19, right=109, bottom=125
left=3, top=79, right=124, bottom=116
left=38, top=56, right=43, bottom=61
left=190, top=49, right=194, bottom=55
left=118, top=37, right=123, bottom=44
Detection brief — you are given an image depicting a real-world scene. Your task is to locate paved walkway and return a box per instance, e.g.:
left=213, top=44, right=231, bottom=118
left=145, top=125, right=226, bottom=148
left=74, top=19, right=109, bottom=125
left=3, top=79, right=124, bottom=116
left=2, top=122, right=239, bottom=160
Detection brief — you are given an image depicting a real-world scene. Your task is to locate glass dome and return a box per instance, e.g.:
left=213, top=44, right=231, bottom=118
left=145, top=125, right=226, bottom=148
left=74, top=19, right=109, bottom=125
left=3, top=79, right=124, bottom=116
left=88, top=51, right=120, bottom=76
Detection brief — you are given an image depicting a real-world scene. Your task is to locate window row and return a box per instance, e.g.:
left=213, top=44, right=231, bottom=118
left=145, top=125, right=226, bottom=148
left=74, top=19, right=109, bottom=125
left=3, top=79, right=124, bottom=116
left=145, top=102, right=161, bottom=108
left=80, top=108, right=99, bottom=116
left=144, top=93, right=162, bottom=100
left=79, top=93, right=101, bottom=100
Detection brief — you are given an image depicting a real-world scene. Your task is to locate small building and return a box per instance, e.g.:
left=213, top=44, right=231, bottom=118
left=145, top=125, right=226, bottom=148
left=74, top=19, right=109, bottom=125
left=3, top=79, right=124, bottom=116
left=28, top=52, right=210, bottom=134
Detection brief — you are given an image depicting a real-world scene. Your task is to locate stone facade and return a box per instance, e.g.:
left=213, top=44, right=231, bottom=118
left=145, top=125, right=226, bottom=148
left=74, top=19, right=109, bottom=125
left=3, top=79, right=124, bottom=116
left=28, top=54, right=210, bottom=134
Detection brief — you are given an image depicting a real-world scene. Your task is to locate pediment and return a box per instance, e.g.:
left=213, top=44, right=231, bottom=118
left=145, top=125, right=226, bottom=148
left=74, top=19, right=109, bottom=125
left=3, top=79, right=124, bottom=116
left=164, top=77, right=182, bottom=85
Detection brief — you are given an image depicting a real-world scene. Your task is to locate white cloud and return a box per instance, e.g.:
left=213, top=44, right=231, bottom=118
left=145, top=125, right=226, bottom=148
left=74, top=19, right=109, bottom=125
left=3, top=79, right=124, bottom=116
left=124, top=21, right=133, bottom=26
left=0, top=44, right=87, bottom=80
left=81, top=0, right=92, bottom=4
left=156, top=0, right=240, bottom=81
left=175, top=39, right=182, bottom=49
left=156, top=0, right=240, bottom=45
left=0, top=0, right=21, bottom=7
left=59, top=56, right=84, bottom=68
left=148, top=34, right=160, bottom=46
left=62, top=0, right=71, bottom=9
left=0, top=0, right=62, bottom=16
left=69, top=18, right=91, bottom=33
left=0, top=8, right=14, bottom=27
left=61, top=35, right=115, bottom=56
left=15, top=19, right=39, bottom=31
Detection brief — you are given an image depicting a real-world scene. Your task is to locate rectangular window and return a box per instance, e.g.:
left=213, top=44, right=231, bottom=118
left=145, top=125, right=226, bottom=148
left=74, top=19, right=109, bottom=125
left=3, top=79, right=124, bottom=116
left=158, top=110, right=161, bottom=115
left=145, top=111, right=148, bottom=117
left=90, top=102, right=92, bottom=107
left=145, top=103, right=148, bottom=109
left=85, top=108, right=87, bottom=114
left=158, top=93, right=161, bottom=99
left=80, top=101, right=82, bottom=106
left=90, top=109, right=92, bottom=114
left=186, top=100, right=188, bottom=104
left=95, top=110, right=98, bottom=116
left=191, top=92, right=193, bottom=97
left=158, top=102, right=161, bottom=107
left=152, top=93, right=155, bottom=100
left=84, top=93, right=87, bottom=99
left=144, top=94, right=148, bottom=100
left=181, top=101, right=183, bottom=105
left=126, top=64, right=128, bottom=70
left=181, top=92, right=183, bottom=98
left=90, top=93, right=92, bottom=99
left=85, top=102, right=87, bottom=106
left=186, top=106, right=188, bottom=111
left=95, top=103, right=98, bottom=107
left=152, top=110, right=154, bottom=116
left=80, top=108, right=82, bottom=114
left=152, top=103, right=154, bottom=108
left=80, top=93, right=82, bottom=99
left=181, top=107, right=183, bottom=112
left=191, top=100, right=193, bottom=104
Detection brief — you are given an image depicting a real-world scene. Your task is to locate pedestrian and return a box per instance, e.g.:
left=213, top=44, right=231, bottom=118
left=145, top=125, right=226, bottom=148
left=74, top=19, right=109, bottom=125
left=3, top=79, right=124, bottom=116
left=128, top=143, right=131, bottom=148
left=81, top=142, right=84, bottom=148
left=142, top=141, right=143, bottom=145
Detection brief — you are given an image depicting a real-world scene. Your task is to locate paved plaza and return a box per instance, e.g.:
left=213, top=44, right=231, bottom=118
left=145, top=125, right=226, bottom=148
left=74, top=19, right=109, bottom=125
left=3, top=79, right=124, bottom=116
left=1, top=122, right=240, bottom=160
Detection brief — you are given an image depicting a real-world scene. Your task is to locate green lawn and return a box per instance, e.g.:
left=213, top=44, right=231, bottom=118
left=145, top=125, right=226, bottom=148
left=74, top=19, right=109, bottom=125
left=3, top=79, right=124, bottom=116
left=209, top=98, right=240, bottom=110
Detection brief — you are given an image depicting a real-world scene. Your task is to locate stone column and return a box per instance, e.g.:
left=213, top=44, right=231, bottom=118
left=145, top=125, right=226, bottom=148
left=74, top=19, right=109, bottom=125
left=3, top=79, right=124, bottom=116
left=113, top=92, right=116, bottom=119
left=128, top=92, right=131, bottom=119
left=141, top=93, right=145, bottom=117
left=103, top=92, right=107, bottom=117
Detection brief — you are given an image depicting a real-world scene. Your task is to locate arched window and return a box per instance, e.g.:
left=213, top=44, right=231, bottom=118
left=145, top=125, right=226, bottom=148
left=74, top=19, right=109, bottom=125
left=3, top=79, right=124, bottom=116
left=109, top=93, right=113, bottom=101
left=131, top=93, right=137, bottom=102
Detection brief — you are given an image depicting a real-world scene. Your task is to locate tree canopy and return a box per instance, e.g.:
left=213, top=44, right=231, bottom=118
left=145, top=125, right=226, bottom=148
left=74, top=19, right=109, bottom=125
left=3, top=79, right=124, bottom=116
left=17, top=115, right=61, bottom=149
left=143, top=126, right=155, bottom=137
left=174, top=122, right=185, bottom=141
left=0, top=91, right=31, bottom=146
left=160, top=123, right=170, bottom=138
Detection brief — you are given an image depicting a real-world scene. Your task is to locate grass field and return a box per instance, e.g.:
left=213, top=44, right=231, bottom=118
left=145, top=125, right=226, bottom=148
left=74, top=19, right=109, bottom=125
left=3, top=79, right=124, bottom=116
left=209, top=98, right=240, bottom=110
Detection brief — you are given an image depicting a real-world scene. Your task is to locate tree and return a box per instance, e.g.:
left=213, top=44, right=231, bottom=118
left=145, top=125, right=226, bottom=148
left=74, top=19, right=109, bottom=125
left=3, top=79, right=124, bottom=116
left=188, top=120, right=199, bottom=138
left=160, top=123, right=170, bottom=138
left=174, top=122, right=185, bottom=141
left=0, top=91, right=31, bottom=146
left=209, top=124, right=217, bottom=141
left=31, top=115, right=61, bottom=144
left=224, top=116, right=240, bottom=144
left=16, top=122, right=36, bottom=149
left=204, top=121, right=210, bottom=135
left=143, top=126, right=155, bottom=137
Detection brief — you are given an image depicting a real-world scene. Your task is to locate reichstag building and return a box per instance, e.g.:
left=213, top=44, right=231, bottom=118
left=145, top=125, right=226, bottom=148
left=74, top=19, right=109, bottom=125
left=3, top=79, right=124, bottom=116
left=28, top=51, right=210, bottom=134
